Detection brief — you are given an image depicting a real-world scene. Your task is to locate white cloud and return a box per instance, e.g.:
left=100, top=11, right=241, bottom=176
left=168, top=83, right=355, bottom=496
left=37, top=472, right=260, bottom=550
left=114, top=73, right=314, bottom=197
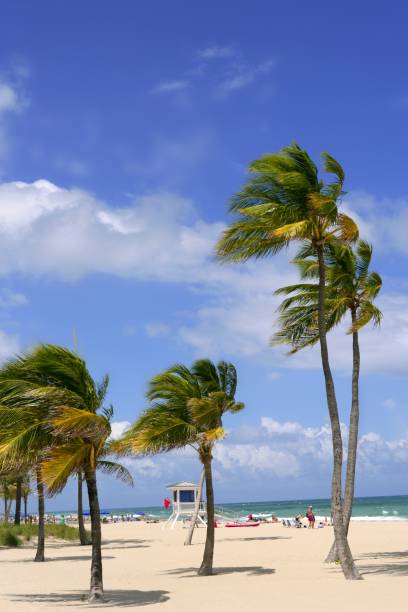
left=151, top=80, right=189, bottom=94
left=110, top=421, right=131, bottom=440
left=382, top=398, right=396, bottom=409
left=218, top=59, right=275, bottom=94
left=198, top=46, right=234, bottom=60
left=0, top=330, right=20, bottom=362
left=0, top=179, right=224, bottom=282
left=0, top=82, right=19, bottom=113
left=0, top=289, right=28, bottom=308
left=0, top=69, right=28, bottom=162
left=144, top=322, right=170, bottom=338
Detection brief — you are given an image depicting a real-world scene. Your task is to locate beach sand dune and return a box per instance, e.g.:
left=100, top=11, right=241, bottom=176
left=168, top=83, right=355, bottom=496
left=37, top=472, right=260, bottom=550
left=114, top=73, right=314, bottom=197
left=0, top=521, right=407, bottom=611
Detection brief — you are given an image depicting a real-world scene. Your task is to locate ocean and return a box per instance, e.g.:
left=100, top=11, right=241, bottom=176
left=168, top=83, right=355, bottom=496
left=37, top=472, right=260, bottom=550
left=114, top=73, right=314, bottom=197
left=83, top=495, right=408, bottom=521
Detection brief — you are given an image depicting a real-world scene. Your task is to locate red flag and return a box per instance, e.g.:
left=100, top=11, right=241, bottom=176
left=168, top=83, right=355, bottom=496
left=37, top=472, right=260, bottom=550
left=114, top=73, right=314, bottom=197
left=164, top=498, right=170, bottom=509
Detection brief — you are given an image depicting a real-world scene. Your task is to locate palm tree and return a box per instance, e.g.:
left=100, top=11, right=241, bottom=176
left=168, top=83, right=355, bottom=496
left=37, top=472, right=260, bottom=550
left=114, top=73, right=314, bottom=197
left=77, top=444, right=133, bottom=546
left=216, top=143, right=361, bottom=579
left=0, top=475, right=16, bottom=522
left=0, top=344, right=130, bottom=602
left=0, top=393, right=53, bottom=562
left=273, top=240, right=382, bottom=561
left=116, top=359, right=244, bottom=575
left=21, top=473, right=32, bottom=523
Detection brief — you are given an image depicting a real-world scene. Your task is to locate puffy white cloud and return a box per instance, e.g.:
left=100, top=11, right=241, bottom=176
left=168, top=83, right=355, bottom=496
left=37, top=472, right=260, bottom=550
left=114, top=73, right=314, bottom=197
left=0, top=179, right=224, bottom=282
left=109, top=421, right=131, bottom=440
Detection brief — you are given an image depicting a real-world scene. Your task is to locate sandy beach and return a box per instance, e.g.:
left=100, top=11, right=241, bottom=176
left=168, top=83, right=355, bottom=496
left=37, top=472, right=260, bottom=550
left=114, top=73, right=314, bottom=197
left=0, top=520, right=406, bottom=611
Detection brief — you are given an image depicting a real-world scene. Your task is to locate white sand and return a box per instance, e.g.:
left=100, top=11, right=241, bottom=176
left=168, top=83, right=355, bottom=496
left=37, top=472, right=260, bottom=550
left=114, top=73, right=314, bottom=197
left=0, top=520, right=407, bottom=611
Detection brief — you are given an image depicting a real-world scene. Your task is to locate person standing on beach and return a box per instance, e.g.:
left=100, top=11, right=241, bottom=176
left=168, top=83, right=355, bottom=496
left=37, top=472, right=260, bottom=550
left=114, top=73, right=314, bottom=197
left=306, top=506, right=315, bottom=528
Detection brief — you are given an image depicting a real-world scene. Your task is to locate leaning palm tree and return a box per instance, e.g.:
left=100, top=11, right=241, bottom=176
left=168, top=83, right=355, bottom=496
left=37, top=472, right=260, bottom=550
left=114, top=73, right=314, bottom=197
left=0, top=389, right=54, bottom=562
left=0, top=344, right=123, bottom=602
left=116, top=359, right=244, bottom=576
left=217, top=143, right=360, bottom=579
left=273, top=240, right=382, bottom=561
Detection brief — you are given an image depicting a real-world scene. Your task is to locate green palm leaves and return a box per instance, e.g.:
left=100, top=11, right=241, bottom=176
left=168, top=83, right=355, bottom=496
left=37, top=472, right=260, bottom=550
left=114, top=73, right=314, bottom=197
left=116, top=358, right=244, bottom=576
left=273, top=240, right=382, bottom=352
left=117, top=360, right=244, bottom=458
left=217, top=143, right=358, bottom=262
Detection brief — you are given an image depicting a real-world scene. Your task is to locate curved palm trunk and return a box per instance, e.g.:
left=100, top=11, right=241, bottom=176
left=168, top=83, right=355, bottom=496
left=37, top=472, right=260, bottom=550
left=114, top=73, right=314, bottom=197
left=198, top=455, right=215, bottom=576
left=77, top=471, right=89, bottom=545
left=14, top=477, right=22, bottom=525
left=84, top=465, right=104, bottom=602
left=185, top=468, right=205, bottom=546
left=317, top=246, right=360, bottom=580
left=326, top=311, right=360, bottom=563
left=34, top=466, right=45, bottom=562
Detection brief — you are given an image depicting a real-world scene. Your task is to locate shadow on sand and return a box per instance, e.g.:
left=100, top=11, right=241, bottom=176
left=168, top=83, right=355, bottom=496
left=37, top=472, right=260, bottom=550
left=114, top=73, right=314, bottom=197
left=0, top=555, right=116, bottom=563
left=355, top=550, right=408, bottom=577
left=163, top=565, right=275, bottom=577
left=7, top=589, right=170, bottom=608
left=217, top=536, right=291, bottom=543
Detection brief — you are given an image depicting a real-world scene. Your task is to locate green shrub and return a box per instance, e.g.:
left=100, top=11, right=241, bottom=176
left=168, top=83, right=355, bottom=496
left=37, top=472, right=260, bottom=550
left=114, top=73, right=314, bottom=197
left=0, top=529, right=21, bottom=547
left=0, top=522, right=90, bottom=545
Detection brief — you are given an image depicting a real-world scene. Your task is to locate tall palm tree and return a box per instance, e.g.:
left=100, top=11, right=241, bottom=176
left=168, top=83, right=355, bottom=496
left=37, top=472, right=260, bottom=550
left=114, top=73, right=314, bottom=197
left=216, top=143, right=361, bottom=579
left=273, top=240, right=382, bottom=560
left=116, top=359, right=244, bottom=576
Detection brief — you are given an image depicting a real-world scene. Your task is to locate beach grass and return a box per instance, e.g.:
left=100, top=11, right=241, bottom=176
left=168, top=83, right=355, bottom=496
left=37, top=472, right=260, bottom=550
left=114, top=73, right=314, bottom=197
left=0, top=522, right=91, bottom=546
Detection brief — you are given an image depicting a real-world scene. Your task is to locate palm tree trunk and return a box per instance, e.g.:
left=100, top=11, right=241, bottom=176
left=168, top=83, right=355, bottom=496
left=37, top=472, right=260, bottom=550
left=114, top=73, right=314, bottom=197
left=198, top=454, right=215, bottom=576
left=84, top=464, right=104, bottom=602
left=316, top=246, right=360, bottom=580
left=77, top=471, right=89, bottom=545
left=185, top=468, right=205, bottom=546
left=34, top=466, right=45, bottom=562
left=4, top=493, right=8, bottom=522
left=14, top=477, right=22, bottom=525
left=326, top=311, right=360, bottom=563
left=23, top=493, right=28, bottom=524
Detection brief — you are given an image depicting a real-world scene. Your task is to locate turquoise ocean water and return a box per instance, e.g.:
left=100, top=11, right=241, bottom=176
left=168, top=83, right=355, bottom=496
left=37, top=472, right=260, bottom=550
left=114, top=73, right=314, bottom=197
left=77, top=495, right=408, bottom=521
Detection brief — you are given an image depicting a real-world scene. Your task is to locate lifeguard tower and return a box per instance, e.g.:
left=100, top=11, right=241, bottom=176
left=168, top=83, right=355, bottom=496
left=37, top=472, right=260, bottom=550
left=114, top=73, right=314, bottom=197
left=163, top=481, right=206, bottom=529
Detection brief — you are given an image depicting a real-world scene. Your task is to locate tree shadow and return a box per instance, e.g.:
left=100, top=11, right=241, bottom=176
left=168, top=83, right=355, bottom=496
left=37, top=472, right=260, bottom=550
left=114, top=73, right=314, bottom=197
left=0, top=555, right=116, bottom=563
left=102, top=539, right=151, bottom=549
left=8, top=589, right=170, bottom=607
left=163, top=565, right=275, bottom=577
left=351, top=549, right=408, bottom=577
left=358, top=563, right=408, bottom=577
left=358, top=550, right=408, bottom=560
left=217, top=536, right=291, bottom=543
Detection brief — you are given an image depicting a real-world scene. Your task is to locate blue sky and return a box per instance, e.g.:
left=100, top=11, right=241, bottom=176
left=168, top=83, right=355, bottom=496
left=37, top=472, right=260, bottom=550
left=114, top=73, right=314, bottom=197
left=1, top=1, right=408, bottom=510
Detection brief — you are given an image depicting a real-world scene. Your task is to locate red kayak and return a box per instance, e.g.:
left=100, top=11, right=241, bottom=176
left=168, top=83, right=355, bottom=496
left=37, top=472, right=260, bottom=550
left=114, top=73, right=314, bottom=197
left=225, top=522, right=260, bottom=528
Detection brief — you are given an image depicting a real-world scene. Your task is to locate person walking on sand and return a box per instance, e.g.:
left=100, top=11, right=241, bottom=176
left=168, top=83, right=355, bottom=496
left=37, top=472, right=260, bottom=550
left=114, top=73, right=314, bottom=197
left=306, top=506, right=315, bottom=528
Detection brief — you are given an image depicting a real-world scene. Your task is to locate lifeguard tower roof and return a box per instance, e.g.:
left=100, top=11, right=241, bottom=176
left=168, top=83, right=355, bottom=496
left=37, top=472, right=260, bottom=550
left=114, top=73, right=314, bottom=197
left=167, top=481, right=198, bottom=489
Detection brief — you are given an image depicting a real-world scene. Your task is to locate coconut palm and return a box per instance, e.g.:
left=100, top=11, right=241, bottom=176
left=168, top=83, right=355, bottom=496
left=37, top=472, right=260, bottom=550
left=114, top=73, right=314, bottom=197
left=273, top=240, right=382, bottom=560
left=216, top=143, right=360, bottom=579
left=0, top=344, right=127, bottom=601
left=0, top=393, right=53, bottom=561
left=76, top=444, right=134, bottom=546
left=116, top=359, right=244, bottom=576
left=0, top=475, right=16, bottom=522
